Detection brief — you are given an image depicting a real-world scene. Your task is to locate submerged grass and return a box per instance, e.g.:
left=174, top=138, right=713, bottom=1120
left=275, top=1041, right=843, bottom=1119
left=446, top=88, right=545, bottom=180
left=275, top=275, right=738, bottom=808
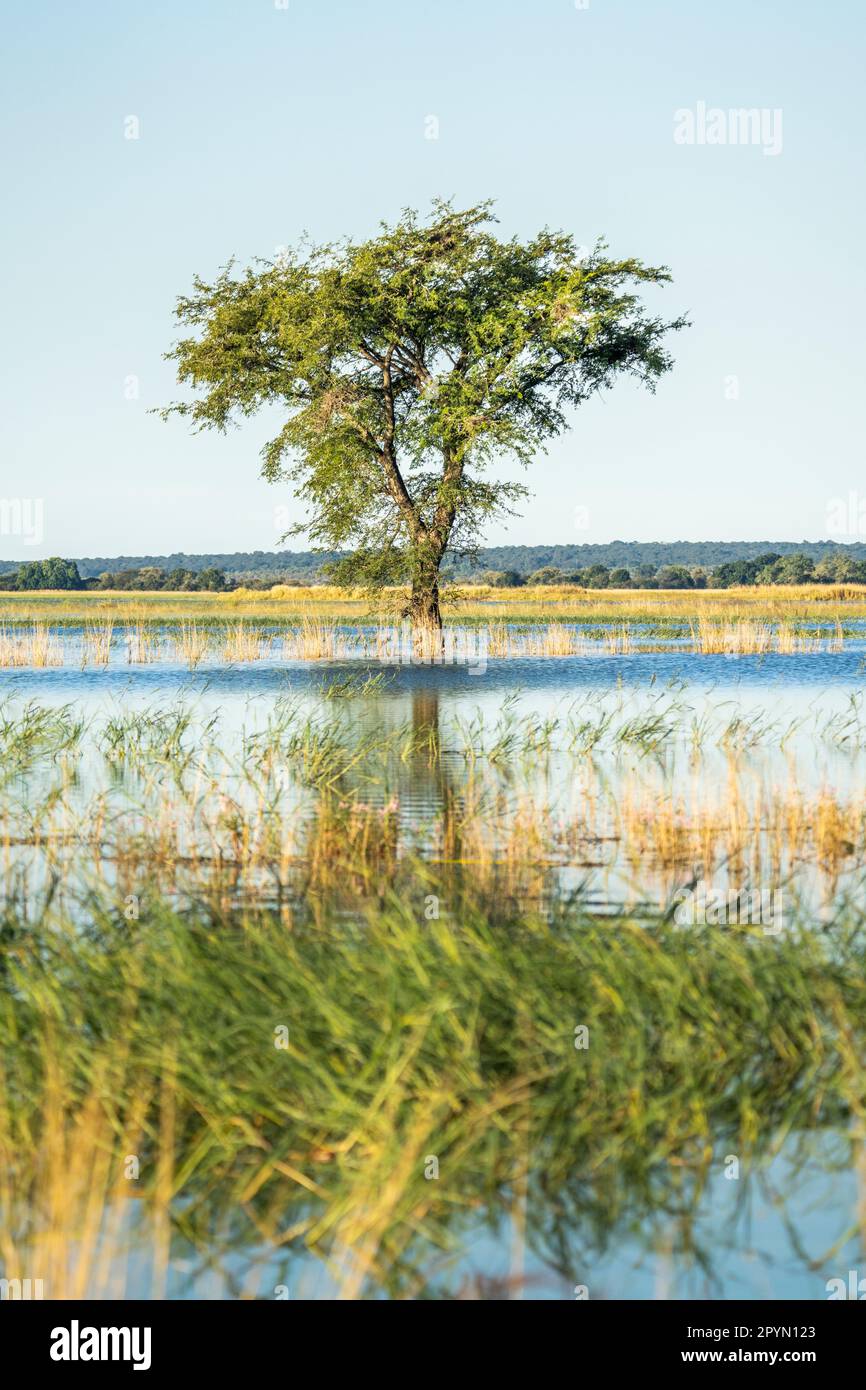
left=2, top=686, right=866, bottom=1297
left=690, top=616, right=845, bottom=654
left=221, top=621, right=271, bottom=662
left=81, top=619, right=114, bottom=667
left=176, top=621, right=208, bottom=670
left=0, top=612, right=857, bottom=665
left=2, top=896, right=866, bottom=1297
left=0, top=622, right=63, bottom=667
left=2, top=691, right=866, bottom=926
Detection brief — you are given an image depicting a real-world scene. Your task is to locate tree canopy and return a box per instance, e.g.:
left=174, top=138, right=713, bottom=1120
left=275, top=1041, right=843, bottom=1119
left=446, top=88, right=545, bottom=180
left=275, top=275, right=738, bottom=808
left=162, top=201, right=687, bottom=622
left=12, top=557, right=82, bottom=591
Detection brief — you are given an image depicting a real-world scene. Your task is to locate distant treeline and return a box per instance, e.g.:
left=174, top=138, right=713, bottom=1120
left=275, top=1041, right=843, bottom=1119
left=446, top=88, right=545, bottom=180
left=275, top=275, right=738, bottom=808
left=2, top=547, right=866, bottom=591
left=481, top=551, right=866, bottom=589
left=3, top=541, right=866, bottom=584
left=0, top=560, right=229, bottom=592
left=445, top=540, right=866, bottom=579
left=0, top=550, right=341, bottom=581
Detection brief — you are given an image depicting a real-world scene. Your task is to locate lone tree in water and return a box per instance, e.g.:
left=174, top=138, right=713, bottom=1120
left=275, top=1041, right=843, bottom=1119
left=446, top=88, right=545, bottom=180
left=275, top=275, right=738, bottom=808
left=161, top=202, right=686, bottom=626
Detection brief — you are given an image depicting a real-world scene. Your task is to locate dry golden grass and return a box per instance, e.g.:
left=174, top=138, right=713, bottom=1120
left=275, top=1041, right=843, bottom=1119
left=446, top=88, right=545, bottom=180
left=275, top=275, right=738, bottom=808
left=125, top=623, right=159, bottom=663
left=174, top=621, right=208, bottom=669
left=2, top=582, right=866, bottom=627
left=284, top=618, right=351, bottom=660
left=0, top=1033, right=162, bottom=1300
left=604, top=624, right=635, bottom=654
left=0, top=622, right=63, bottom=667
left=691, top=616, right=845, bottom=654
left=690, top=618, right=774, bottom=654
left=222, top=622, right=270, bottom=662
left=81, top=620, right=114, bottom=667
left=0, top=581, right=856, bottom=684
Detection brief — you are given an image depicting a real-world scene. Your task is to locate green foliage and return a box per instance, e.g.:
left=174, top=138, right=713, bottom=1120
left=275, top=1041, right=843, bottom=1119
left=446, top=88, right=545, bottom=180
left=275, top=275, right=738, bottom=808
left=92, top=567, right=228, bottom=592
left=478, top=569, right=525, bottom=587
left=711, top=553, right=781, bottom=588
left=6, top=545, right=866, bottom=593
left=4, top=893, right=866, bottom=1296
left=708, top=552, right=866, bottom=588
left=527, top=566, right=565, bottom=585
left=9, top=542, right=866, bottom=586
left=12, top=557, right=83, bottom=591
left=654, top=564, right=696, bottom=589
left=161, top=201, right=686, bottom=615
left=581, top=563, right=611, bottom=589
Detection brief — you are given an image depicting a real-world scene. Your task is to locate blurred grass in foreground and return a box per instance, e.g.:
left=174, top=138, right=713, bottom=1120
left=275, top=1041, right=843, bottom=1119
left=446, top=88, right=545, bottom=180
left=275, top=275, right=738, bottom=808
left=2, top=896, right=865, bottom=1297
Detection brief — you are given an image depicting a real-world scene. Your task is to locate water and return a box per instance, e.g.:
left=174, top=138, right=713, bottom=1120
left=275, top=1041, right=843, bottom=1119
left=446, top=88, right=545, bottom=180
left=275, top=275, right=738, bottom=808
left=2, top=640, right=866, bottom=1300
left=100, top=1131, right=862, bottom=1299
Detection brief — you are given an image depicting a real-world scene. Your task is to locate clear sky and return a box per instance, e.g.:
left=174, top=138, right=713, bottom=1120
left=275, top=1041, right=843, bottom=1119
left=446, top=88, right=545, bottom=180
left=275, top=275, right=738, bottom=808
left=2, top=0, right=864, bottom=560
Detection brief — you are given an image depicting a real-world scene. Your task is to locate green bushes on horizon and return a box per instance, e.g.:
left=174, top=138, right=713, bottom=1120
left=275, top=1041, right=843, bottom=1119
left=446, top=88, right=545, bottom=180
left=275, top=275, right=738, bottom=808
left=3, top=549, right=866, bottom=592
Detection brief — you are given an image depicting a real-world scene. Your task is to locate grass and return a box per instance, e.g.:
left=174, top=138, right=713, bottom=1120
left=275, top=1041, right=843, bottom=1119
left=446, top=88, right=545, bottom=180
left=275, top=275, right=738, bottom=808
left=0, top=607, right=857, bottom=667
left=690, top=616, right=845, bottom=654
left=0, top=622, right=63, bottom=667
left=1, top=895, right=866, bottom=1297
left=2, top=688, right=866, bottom=1297
left=221, top=621, right=270, bottom=663
left=1, top=692, right=866, bottom=922
left=124, top=622, right=159, bottom=664
left=176, top=621, right=208, bottom=670
left=1, top=582, right=866, bottom=629
left=0, top=580, right=860, bottom=674
left=81, top=619, right=114, bottom=667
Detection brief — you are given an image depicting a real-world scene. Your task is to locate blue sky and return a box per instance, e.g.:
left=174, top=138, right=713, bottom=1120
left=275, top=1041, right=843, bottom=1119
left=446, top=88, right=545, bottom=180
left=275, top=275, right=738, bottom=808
left=2, top=0, right=864, bottom=559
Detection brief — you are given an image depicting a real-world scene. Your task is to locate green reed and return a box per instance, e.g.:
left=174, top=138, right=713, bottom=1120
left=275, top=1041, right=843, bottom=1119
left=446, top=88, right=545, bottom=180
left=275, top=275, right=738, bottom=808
left=2, top=893, right=865, bottom=1298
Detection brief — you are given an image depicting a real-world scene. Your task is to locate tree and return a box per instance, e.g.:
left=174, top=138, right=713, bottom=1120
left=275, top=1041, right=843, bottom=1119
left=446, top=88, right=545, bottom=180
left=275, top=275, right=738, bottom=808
left=163, top=567, right=191, bottom=589
left=655, top=564, right=694, bottom=589
left=582, top=564, right=611, bottom=589
left=528, top=566, right=564, bottom=586
left=773, top=554, right=815, bottom=585
left=197, top=566, right=228, bottom=591
left=712, top=552, right=783, bottom=588
left=161, top=202, right=686, bottom=627
left=479, top=569, right=524, bottom=587
left=15, top=557, right=82, bottom=590
left=813, top=553, right=866, bottom=584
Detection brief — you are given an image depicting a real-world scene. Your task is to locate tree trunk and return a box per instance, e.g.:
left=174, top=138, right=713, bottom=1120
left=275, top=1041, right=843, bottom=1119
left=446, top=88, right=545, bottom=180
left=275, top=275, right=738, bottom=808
left=408, top=543, right=444, bottom=629
left=409, top=572, right=442, bottom=628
